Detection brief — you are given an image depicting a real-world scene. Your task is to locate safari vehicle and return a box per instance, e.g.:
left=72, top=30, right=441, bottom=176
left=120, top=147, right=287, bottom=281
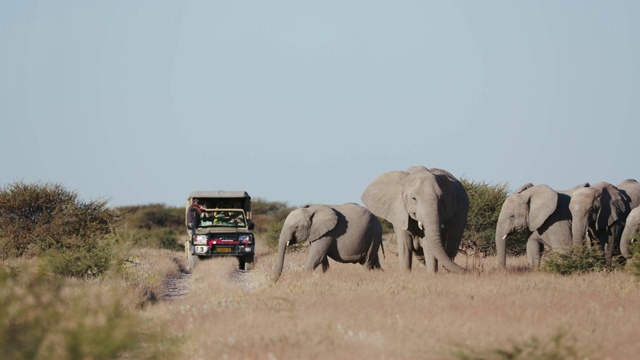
left=185, top=191, right=255, bottom=270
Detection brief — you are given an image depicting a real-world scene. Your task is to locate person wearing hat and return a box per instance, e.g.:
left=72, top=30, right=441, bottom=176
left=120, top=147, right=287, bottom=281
left=187, top=198, right=204, bottom=254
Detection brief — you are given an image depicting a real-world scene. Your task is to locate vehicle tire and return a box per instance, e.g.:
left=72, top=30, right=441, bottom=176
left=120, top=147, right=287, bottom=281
left=242, top=255, right=255, bottom=271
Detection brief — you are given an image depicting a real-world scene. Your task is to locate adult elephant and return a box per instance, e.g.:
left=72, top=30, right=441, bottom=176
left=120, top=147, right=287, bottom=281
left=496, top=182, right=588, bottom=268
left=569, top=182, right=631, bottom=260
left=272, top=203, right=383, bottom=283
left=620, top=207, right=640, bottom=259
left=361, top=166, right=468, bottom=273
left=617, top=179, right=640, bottom=210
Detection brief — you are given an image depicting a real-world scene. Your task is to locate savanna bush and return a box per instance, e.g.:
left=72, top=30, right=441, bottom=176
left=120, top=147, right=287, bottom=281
left=461, top=179, right=529, bottom=257
left=541, top=246, right=621, bottom=275
left=0, top=182, right=120, bottom=277
left=117, top=203, right=184, bottom=231
left=115, top=204, right=185, bottom=251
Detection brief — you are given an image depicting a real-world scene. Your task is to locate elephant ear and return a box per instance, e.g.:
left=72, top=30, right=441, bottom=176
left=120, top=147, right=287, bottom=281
left=361, top=170, right=409, bottom=230
left=617, top=179, right=640, bottom=209
left=526, top=184, right=558, bottom=231
left=514, top=183, right=535, bottom=194
left=307, top=205, right=339, bottom=241
left=596, top=183, right=630, bottom=231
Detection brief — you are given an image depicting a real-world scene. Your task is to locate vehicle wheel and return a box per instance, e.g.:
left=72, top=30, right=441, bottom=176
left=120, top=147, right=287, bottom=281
left=242, top=255, right=255, bottom=271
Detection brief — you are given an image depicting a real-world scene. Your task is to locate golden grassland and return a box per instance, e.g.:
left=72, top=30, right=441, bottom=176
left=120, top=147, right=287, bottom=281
left=144, top=240, right=640, bottom=360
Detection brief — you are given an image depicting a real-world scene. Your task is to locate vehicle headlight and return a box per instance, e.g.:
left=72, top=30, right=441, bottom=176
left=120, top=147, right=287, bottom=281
left=194, top=235, right=208, bottom=244
left=239, top=234, right=253, bottom=242
left=195, top=246, right=208, bottom=254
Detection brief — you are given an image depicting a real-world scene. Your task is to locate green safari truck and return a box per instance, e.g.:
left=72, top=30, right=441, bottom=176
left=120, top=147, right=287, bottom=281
left=185, top=191, right=255, bottom=270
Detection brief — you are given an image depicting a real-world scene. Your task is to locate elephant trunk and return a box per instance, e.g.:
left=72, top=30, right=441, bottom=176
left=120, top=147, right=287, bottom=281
left=572, top=217, right=589, bottom=248
left=496, top=232, right=508, bottom=268
left=422, top=214, right=466, bottom=273
left=620, top=227, right=634, bottom=259
left=495, top=214, right=510, bottom=268
left=272, top=230, right=291, bottom=283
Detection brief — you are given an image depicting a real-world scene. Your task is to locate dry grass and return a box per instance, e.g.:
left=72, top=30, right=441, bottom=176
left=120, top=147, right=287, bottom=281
left=144, top=240, right=640, bottom=360
left=0, top=251, right=183, bottom=359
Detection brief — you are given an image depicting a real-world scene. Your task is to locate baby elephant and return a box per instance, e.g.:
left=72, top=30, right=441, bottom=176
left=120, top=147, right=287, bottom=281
left=621, top=207, right=640, bottom=260
left=272, top=203, right=383, bottom=282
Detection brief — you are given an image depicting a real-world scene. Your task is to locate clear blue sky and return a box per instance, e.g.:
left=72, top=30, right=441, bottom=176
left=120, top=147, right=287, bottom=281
left=2, top=1, right=639, bottom=208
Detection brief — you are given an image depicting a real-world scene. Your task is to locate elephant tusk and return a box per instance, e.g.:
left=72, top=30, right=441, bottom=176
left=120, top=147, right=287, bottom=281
left=502, top=234, right=507, bottom=240
left=418, top=221, right=424, bottom=230
left=286, top=241, right=290, bottom=247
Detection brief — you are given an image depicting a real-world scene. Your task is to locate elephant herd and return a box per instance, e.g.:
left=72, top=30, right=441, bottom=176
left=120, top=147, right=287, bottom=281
left=272, top=166, right=640, bottom=282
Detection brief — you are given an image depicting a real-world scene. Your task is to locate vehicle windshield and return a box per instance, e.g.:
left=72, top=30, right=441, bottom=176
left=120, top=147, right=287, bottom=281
left=198, top=210, right=246, bottom=228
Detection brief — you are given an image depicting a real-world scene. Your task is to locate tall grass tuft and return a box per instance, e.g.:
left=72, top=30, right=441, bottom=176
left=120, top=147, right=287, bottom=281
left=0, top=263, right=175, bottom=360
left=452, top=329, right=582, bottom=360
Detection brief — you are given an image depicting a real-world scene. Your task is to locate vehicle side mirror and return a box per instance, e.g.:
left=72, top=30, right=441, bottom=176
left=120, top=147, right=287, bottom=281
left=249, top=222, right=255, bottom=230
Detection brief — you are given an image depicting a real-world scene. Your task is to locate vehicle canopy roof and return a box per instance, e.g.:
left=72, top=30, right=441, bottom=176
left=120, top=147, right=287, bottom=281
left=187, top=191, right=251, bottom=217
left=188, top=191, right=250, bottom=200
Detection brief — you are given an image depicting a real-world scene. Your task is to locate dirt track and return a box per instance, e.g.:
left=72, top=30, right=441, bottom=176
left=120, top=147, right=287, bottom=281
left=162, top=270, right=190, bottom=301
left=162, top=257, right=258, bottom=301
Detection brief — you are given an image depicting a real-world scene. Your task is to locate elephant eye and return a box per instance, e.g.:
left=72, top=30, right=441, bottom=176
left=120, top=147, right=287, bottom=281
left=411, top=197, right=417, bottom=204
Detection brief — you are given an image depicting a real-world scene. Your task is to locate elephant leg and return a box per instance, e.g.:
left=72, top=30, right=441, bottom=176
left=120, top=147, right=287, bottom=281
left=364, top=243, right=382, bottom=270
left=305, top=237, right=332, bottom=272
left=396, top=229, right=413, bottom=271
left=610, top=224, right=623, bottom=259
left=413, top=246, right=426, bottom=266
left=321, top=257, right=330, bottom=273
left=526, top=234, right=543, bottom=267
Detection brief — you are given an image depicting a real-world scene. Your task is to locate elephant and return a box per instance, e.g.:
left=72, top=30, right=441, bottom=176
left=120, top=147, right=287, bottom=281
left=569, top=182, right=631, bottom=260
left=272, top=203, right=383, bottom=283
left=620, top=207, right=640, bottom=259
left=617, top=179, right=640, bottom=210
left=496, top=182, right=589, bottom=268
left=361, top=166, right=468, bottom=273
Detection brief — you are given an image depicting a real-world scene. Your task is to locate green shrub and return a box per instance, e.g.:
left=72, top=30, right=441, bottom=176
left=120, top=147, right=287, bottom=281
left=541, top=246, right=619, bottom=275
left=114, top=204, right=184, bottom=251
left=461, top=179, right=529, bottom=257
left=251, top=198, right=294, bottom=234
left=0, top=182, right=121, bottom=277
left=116, top=203, right=184, bottom=231
left=39, top=234, right=117, bottom=277
left=265, top=221, right=284, bottom=250
left=451, top=329, right=583, bottom=360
